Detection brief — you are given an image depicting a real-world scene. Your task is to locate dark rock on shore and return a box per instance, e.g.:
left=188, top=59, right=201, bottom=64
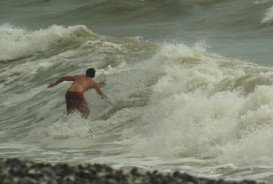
left=0, top=158, right=263, bottom=184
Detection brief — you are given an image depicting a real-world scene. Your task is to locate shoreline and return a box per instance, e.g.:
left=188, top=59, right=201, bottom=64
left=0, top=158, right=263, bottom=184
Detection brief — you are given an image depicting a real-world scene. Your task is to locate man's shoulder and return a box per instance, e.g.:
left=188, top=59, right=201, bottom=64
left=73, top=75, right=85, bottom=79
left=76, top=75, right=85, bottom=77
left=88, top=78, right=99, bottom=87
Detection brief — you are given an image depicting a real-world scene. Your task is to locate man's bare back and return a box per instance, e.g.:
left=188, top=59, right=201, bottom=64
left=47, top=68, right=108, bottom=119
left=68, top=75, right=93, bottom=94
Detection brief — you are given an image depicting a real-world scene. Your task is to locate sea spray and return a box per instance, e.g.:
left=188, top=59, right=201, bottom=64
left=128, top=44, right=273, bottom=168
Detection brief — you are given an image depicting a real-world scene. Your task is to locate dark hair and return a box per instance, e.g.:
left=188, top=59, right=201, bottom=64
left=86, top=68, right=96, bottom=78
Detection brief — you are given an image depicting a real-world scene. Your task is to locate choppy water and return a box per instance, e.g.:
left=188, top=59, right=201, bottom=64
left=1, top=0, right=273, bottom=182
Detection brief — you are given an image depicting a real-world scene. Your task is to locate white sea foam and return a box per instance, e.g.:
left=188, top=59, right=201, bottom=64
left=261, top=6, right=273, bottom=24
left=0, top=24, right=92, bottom=61
left=28, top=114, right=92, bottom=148
left=255, top=0, right=269, bottom=5
left=128, top=43, right=273, bottom=166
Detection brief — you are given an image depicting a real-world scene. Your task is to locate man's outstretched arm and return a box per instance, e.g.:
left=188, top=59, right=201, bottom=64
left=94, top=83, right=111, bottom=104
left=47, top=76, right=76, bottom=88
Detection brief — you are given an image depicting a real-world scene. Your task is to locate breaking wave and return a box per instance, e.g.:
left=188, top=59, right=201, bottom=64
left=0, top=25, right=92, bottom=61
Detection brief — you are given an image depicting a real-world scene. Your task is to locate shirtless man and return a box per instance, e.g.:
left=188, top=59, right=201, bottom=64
left=47, top=68, right=108, bottom=119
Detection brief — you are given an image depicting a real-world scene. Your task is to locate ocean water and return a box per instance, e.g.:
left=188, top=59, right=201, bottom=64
left=1, top=0, right=273, bottom=182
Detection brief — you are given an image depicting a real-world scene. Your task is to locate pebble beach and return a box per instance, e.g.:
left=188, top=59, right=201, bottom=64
left=0, top=158, right=262, bottom=184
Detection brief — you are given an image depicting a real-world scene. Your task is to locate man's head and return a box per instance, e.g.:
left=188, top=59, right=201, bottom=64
left=86, top=68, right=96, bottom=78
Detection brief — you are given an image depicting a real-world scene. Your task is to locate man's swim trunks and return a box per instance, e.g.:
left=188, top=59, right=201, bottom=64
left=65, top=91, right=89, bottom=114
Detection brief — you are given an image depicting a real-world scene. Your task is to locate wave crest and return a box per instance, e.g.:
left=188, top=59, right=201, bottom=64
left=261, top=6, right=273, bottom=24
left=0, top=24, right=92, bottom=61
